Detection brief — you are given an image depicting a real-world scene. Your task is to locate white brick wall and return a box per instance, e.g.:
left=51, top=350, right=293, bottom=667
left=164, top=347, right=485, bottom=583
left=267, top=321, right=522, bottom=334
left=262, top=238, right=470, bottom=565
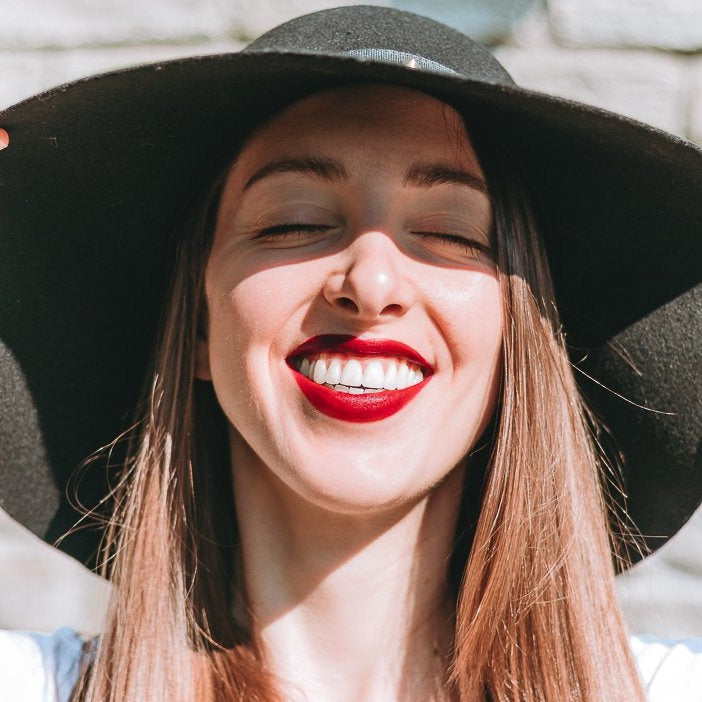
left=495, top=46, right=690, bottom=135
left=0, top=42, right=244, bottom=108
left=1, top=0, right=227, bottom=48
left=0, top=0, right=375, bottom=49
left=550, top=0, right=702, bottom=50
left=499, top=2, right=702, bottom=142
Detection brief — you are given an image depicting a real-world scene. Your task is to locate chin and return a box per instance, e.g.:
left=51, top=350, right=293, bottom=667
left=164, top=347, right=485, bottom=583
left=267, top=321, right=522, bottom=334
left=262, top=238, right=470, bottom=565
left=275, top=443, right=464, bottom=517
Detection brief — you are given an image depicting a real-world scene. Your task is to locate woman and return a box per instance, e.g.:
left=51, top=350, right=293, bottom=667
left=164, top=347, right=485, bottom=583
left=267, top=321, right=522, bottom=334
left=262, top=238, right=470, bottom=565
left=0, top=6, right=700, bottom=701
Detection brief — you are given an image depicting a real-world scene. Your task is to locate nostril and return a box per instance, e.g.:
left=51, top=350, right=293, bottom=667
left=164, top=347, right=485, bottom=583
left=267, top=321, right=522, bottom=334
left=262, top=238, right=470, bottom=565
left=337, top=297, right=358, bottom=312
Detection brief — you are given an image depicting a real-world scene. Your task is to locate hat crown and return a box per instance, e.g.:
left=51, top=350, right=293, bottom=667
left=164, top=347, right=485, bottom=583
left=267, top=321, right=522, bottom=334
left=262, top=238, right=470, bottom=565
left=244, top=5, right=514, bottom=86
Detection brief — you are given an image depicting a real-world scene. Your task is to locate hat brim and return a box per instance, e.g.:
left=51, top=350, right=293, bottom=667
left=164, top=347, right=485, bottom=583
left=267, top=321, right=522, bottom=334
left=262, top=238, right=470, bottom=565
left=0, top=50, right=700, bottom=567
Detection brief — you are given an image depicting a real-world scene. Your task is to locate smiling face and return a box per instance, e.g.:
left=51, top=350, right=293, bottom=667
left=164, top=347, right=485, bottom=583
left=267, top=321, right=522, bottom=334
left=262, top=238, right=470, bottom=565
left=198, top=84, right=503, bottom=514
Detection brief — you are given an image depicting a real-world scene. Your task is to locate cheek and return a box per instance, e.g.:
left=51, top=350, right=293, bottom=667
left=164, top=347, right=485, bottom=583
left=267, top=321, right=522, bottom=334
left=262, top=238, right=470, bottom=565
left=221, top=274, right=276, bottom=333
left=204, top=262, right=322, bottom=406
left=211, top=260, right=321, bottom=334
left=443, top=275, right=503, bottom=449
left=431, top=273, right=503, bottom=368
left=204, top=276, right=282, bottom=443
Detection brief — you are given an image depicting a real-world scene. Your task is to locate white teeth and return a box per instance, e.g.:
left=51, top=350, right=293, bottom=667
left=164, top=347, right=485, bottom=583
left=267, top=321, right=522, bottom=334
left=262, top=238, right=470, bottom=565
left=340, top=358, right=363, bottom=386
left=383, top=361, right=398, bottom=390
left=313, top=358, right=328, bottom=384
left=396, top=362, right=409, bottom=389
left=295, top=352, right=428, bottom=392
left=325, top=357, right=342, bottom=385
left=361, top=360, right=385, bottom=389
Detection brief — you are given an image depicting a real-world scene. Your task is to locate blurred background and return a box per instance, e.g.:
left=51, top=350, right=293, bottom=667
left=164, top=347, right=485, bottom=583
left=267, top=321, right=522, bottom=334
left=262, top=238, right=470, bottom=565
left=1, top=0, right=701, bottom=638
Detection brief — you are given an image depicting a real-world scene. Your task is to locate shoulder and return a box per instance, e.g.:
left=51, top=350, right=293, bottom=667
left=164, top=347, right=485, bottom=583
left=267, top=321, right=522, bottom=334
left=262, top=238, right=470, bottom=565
left=631, top=634, right=702, bottom=701
left=0, top=628, right=87, bottom=702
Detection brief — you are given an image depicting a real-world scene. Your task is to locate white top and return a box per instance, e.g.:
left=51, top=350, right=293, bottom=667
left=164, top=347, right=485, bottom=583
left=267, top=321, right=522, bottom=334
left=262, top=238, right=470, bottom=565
left=631, top=635, right=702, bottom=701
left=1, top=629, right=701, bottom=701
left=0, top=628, right=85, bottom=702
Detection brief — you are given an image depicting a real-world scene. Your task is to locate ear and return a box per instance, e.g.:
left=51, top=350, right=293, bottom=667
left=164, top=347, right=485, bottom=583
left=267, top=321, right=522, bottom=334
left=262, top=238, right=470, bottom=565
left=195, top=333, right=212, bottom=381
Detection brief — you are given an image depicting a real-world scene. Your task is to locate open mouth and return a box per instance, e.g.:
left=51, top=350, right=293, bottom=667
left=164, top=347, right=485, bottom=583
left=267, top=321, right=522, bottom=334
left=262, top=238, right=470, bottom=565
left=286, top=335, right=433, bottom=422
left=293, top=353, right=425, bottom=393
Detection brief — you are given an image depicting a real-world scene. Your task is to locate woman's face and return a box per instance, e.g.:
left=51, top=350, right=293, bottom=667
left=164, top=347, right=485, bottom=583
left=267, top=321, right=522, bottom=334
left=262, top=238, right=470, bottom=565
left=199, top=85, right=502, bottom=514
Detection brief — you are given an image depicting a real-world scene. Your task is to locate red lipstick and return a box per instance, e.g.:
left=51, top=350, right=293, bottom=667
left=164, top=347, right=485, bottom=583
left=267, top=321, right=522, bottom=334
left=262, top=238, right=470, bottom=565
left=286, top=335, right=433, bottom=423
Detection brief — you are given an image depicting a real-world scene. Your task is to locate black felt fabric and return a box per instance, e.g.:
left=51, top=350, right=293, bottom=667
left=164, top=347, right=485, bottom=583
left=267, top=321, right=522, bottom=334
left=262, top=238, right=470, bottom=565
left=244, top=5, right=514, bottom=85
left=0, top=5, right=700, bottom=567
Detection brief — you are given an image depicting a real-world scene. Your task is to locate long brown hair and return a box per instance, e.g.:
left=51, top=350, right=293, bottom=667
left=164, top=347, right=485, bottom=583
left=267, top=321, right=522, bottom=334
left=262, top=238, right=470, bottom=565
left=75, top=115, right=645, bottom=701
left=448, top=134, right=644, bottom=700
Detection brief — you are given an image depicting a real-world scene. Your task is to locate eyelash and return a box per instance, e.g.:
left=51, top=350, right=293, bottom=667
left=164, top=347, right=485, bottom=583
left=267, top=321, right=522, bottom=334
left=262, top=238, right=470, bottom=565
left=252, top=223, right=331, bottom=239
left=252, top=224, right=492, bottom=257
left=412, top=231, right=493, bottom=256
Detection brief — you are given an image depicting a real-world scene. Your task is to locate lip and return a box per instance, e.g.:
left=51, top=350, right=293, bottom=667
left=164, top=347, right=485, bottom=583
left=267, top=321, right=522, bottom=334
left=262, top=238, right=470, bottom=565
left=286, top=334, right=433, bottom=423
left=287, top=334, right=433, bottom=370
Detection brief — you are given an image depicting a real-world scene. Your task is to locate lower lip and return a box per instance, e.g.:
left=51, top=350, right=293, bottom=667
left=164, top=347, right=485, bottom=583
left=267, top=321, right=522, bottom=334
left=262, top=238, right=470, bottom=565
left=291, top=369, right=430, bottom=422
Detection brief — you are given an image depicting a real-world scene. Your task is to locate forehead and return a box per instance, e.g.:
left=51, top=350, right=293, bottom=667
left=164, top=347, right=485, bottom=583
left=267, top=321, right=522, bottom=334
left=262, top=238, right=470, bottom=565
left=227, top=84, right=482, bottom=182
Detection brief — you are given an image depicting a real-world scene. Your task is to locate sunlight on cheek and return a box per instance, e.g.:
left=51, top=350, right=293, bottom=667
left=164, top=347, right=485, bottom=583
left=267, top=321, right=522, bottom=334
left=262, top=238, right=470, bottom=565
left=425, top=274, right=502, bottom=357
left=223, top=273, right=287, bottom=329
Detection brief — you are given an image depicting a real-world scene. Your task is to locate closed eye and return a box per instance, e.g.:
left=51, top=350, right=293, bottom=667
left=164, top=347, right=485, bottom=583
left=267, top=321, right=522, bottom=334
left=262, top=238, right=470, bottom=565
left=412, top=231, right=493, bottom=257
left=252, top=223, right=334, bottom=240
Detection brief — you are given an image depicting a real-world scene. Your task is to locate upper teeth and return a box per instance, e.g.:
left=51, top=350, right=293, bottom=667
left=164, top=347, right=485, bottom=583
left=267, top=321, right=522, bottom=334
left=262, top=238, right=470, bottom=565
left=297, top=354, right=425, bottom=391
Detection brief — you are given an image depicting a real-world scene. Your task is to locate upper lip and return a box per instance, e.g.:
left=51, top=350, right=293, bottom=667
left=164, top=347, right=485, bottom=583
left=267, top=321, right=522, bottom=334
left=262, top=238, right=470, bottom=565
left=287, top=334, right=433, bottom=371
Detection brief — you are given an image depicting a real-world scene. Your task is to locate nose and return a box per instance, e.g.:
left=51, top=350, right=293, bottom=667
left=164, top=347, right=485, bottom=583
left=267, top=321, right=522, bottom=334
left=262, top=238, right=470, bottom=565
left=322, top=231, right=416, bottom=321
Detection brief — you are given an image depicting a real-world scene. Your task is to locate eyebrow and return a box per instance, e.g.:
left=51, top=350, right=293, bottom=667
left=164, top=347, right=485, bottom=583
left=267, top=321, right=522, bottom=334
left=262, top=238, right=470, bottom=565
left=243, top=157, right=348, bottom=191
left=242, top=156, right=488, bottom=194
left=404, top=163, right=488, bottom=194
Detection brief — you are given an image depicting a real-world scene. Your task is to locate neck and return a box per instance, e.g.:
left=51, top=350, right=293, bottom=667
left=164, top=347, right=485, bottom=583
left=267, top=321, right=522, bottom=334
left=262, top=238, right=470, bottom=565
left=230, top=436, right=464, bottom=702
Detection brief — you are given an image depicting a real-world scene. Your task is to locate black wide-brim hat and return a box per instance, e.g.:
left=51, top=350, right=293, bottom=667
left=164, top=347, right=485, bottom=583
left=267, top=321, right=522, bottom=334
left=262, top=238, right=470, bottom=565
left=0, top=5, right=700, bottom=569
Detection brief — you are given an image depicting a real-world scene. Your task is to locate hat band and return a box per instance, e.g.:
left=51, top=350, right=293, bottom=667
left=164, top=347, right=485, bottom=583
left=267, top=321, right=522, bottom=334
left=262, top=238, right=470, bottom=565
left=345, top=48, right=458, bottom=75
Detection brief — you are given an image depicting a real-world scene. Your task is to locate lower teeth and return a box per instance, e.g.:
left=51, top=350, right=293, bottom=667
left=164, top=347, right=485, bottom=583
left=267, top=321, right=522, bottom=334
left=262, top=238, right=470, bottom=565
left=324, top=383, right=384, bottom=394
